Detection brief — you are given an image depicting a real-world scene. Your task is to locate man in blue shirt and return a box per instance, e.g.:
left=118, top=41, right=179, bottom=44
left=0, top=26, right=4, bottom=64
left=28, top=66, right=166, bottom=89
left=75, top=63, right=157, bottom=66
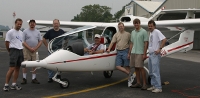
left=43, top=19, right=65, bottom=83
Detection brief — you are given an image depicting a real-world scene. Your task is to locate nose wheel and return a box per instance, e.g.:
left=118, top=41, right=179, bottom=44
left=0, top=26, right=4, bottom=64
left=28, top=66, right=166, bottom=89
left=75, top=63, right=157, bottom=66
left=60, top=78, right=70, bottom=89
left=52, top=72, right=70, bottom=89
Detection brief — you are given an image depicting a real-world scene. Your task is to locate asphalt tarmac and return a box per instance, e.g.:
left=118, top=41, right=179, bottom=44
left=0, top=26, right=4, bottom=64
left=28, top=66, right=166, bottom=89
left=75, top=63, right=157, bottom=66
left=0, top=39, right=200, bottom=98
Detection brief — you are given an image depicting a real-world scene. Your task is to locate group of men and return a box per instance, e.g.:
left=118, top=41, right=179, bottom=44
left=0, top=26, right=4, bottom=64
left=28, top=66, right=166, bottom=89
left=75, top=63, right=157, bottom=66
left=3, top=18, right=166, bottom=93
left=3, top=18, right=65, bottom=91
left=107, top=19, right=166, bottom=93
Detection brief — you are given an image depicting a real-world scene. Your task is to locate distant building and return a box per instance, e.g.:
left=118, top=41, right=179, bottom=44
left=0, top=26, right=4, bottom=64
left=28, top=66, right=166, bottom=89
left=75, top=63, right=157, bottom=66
left=0, top=25, right=10, bottom=31
left=123, top=0, right=200, bottom=49
left=0, top=25, right=10, bottom=38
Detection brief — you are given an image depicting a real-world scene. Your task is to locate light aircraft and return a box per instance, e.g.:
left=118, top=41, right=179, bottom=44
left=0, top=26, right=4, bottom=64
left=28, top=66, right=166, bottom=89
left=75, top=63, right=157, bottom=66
left=22, top=7, right=200, bottom=88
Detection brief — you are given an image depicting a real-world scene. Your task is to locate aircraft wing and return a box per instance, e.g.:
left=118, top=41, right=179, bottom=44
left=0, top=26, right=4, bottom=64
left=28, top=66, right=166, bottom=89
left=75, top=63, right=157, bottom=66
left=162, top=9, right=200, bottom=13
left=33, top=20, right=118, bottom=30
left=33, top=18, right=200, bottom=31
left=123, top=19, right=200, bottom=31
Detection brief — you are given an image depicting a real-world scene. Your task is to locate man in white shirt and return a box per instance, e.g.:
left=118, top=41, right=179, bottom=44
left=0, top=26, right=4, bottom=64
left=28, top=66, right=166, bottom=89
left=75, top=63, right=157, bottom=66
left=3, top=18, right=24, bottom=91
left=147, top=20, right=167, bottom=93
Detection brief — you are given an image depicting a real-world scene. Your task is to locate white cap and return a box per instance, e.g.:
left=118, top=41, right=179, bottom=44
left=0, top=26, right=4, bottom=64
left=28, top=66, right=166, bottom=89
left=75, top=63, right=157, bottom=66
left=94, top=34, right=101, bottom=38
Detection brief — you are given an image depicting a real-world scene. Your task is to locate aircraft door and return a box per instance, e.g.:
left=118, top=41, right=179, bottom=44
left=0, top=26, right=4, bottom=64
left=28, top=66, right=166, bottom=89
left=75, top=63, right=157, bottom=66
left=102, top=26, right=117, bottom=50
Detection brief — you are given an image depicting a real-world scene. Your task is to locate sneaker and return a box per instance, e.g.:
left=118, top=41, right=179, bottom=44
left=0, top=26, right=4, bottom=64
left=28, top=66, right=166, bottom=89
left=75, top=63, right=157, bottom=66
left=130, top=83, right=142, bottom=88
left=10, top=84, right=22, bottom=90
left=128, top=81, right=132, bottom=87
left=128, top=75, right=135, bottom=84
left=147, top=86, right=155, bottom=91
left=141, top=85, right=148, bottom=90
left=32, top=78, right=40, bottom=84
left=48, top=78, right=53, bottom=83
left=152, top=88, right=162, bottom=93
left=3, top=86, right=9, bottom=91
left=21, top=78, right=27, bottom=84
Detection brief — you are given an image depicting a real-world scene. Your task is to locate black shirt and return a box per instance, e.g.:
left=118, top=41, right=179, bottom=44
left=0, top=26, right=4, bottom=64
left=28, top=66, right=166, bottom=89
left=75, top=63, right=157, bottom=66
left=43, top=29, right=65, bottom=41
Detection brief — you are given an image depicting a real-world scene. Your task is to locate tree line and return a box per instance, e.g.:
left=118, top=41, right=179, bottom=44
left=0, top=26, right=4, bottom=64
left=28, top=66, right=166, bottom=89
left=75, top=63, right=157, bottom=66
left=71, top=4, right=126, bottom=22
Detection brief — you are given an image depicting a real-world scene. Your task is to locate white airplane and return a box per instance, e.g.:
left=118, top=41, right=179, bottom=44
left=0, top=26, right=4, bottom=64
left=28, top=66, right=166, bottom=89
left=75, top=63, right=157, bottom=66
left=22, top=8, right=200, bottom=88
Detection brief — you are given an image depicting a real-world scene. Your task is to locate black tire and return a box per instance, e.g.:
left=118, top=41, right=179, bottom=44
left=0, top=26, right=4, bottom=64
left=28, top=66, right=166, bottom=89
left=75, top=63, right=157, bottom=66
left=70, top=42, right=84, bottom=56
left=60, top=78, right=70, bottom=89
left=103, top=71, right=113, bottom=78
left=148, top=76, right=151, bottom=85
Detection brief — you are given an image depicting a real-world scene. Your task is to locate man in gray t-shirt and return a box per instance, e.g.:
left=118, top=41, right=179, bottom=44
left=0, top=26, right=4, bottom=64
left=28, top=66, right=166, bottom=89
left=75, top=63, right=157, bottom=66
left=21, top=19, right=42, bottom=84
left=84, top=34, right=104, bottom=55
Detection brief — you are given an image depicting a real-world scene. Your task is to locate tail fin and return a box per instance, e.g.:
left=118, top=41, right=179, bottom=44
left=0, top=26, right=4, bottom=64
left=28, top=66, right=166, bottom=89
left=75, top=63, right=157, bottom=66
left=163, top=9, right=195, bottom=55
left=178, top=30, right=194, bottom=52
left=163, top=30, right=194, bottom=55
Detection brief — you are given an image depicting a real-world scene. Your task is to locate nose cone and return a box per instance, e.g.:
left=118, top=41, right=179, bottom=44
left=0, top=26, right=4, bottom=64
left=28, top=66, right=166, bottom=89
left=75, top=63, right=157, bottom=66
left=21, top=60, right=47, bottom=68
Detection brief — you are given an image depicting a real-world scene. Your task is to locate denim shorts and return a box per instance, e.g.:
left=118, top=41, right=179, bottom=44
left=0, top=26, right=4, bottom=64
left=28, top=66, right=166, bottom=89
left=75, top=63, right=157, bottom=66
left=116, top=48, right=129, bottom=66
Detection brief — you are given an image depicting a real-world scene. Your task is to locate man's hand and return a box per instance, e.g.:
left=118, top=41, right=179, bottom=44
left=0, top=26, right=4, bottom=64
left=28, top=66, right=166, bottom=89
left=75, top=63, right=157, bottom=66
left=127, top=53, right=130, bottom=59
left=143, top=54, right=147, bottom=61
left=154, top=49, right=161, bottom=55
left=106, top=49, right=110, bottom=53
left=28, top=47, right=35, bottom=53
left=89, top=50, right=94, bottom=55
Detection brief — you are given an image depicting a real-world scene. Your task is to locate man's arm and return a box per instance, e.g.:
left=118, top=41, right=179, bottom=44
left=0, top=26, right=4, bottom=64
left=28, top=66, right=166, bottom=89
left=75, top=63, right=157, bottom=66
left=43, top=38, right=48, bottom=48
left=34, top=41, right=42, bottom=51
left=5, top=41, right=10, bottom=52
left=155, top=38, right=167, bottom=55
left=155, top=31, right=167, bottom=55
left=93, top=49, right=104, bottom=54
left=160, top=38, right=167, bottom=49
left=23, top=42, right=34, bottom=52
left=107, top=42, right=114, bottom=51
left=143, top=31, right=149, bottom=60
left=143, top=41, right=148, bottom=56
left=128, top=42, right=133, bottom=55
left=84, top=48, right=89, bottom=53
left=107, top=34, right=117, bottom=52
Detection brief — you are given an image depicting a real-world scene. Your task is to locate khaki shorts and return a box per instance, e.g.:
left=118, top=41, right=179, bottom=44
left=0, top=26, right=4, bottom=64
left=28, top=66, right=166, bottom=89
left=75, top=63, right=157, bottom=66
left=23, top=47, right=36, bottom=61
left=130, top=54, right=144, bottom=68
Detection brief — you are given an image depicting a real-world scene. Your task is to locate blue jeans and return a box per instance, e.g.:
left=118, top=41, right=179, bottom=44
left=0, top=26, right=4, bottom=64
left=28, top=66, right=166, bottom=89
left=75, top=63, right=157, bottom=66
left=48, top=52, right=54, bottom=78
left=116, top=48, right=129, bottom=66
left=148, top=52, right=162, bottom=89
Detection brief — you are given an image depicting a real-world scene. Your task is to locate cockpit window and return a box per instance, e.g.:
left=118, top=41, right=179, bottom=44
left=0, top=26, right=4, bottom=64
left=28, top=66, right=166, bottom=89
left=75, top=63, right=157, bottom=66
left=48, top=26, right=96, bottom=53
left=50, top=32, right=86, bottom=52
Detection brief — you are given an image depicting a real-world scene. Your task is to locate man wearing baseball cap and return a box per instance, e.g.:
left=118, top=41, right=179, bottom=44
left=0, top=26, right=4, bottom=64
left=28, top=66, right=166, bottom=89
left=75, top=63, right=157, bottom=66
left=84, top=34, right=104, bottom=55
left=21, top=19, right=42, bottom=84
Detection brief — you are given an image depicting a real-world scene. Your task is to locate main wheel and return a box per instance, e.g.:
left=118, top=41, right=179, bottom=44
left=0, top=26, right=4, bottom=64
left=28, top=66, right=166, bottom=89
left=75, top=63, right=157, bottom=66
left=103, top=71, right=113, bottom=78
left=60, top=78, right=70, bottom=89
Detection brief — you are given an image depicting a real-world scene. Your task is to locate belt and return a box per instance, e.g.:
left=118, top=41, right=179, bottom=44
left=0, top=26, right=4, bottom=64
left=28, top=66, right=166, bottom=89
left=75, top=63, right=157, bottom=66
left=117, top=48, right=129, bottom=51
left=10, top=48, right=23, bottom=50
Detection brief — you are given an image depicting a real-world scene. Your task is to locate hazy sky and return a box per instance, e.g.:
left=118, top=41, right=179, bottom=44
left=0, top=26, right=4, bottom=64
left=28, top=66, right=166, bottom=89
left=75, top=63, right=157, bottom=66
left=0, top=0, right=162, bottom=28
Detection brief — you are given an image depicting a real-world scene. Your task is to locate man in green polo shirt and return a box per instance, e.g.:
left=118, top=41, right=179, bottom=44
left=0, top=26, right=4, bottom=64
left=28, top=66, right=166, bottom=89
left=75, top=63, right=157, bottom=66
left=129, top=18, right=149, bottom=90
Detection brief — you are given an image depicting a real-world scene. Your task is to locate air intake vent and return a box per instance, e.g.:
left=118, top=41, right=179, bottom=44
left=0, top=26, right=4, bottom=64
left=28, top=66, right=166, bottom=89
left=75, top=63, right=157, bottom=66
left=120, top=17, right=131, bottom=22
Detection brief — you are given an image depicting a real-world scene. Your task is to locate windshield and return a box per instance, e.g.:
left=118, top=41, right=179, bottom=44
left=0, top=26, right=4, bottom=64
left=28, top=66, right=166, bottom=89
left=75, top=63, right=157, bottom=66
left=48, top=26, right=96, bottom=53
left=50, top=31, right=87, bottom=52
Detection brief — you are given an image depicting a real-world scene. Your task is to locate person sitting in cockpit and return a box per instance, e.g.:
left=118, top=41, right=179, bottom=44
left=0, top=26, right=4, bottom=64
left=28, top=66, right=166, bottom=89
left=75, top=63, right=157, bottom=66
left=84, top=34, right=104, bottom=55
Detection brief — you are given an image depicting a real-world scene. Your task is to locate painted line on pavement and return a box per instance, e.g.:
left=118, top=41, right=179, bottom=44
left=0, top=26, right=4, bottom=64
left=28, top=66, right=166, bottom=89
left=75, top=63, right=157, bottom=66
left=43, top=78, right=127, bottom=98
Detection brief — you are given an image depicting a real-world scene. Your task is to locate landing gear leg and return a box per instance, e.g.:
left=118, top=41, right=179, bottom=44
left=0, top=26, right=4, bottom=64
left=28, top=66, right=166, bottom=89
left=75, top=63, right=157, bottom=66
left=52, top=72, right=70, bottom=89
